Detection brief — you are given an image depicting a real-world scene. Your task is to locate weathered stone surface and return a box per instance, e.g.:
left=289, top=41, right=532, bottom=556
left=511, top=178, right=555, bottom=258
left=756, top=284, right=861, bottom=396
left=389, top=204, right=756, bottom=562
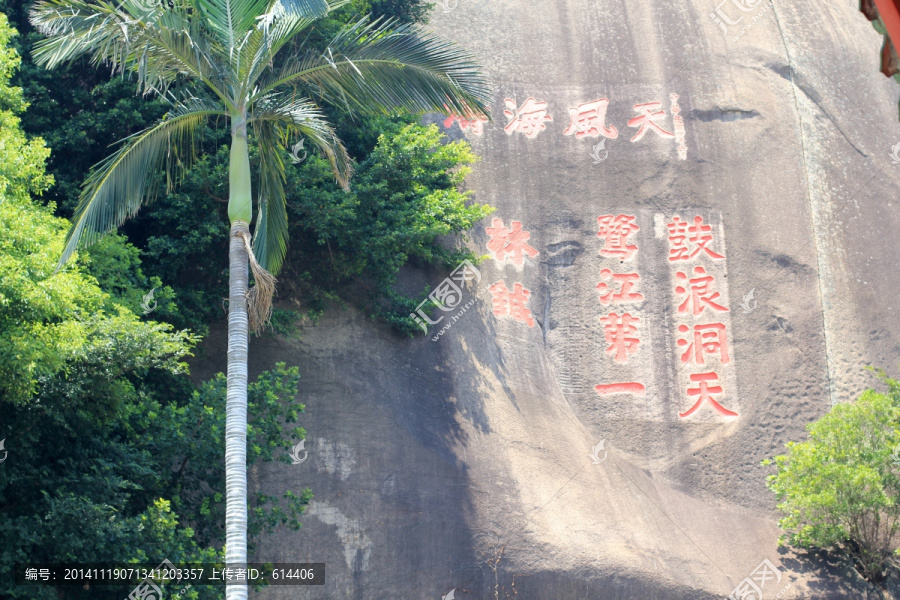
left=191, top=0, right=900, bottom=597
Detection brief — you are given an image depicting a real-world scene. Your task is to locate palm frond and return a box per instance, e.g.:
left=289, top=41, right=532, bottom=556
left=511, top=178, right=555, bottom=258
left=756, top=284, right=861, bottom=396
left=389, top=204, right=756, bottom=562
left=192, top=0, right=324, bottom=60
left=251, top=119, right=290, bottom=274
left=57, top=98, right=227, bottom=270
left=31, top=0, right=236, bottom=108
left=145, top=11, right=235, bottom=106
left=30, top=0, right=155, bottom=71
left=250, top=92, right=352, bottom=189
left=240, top=0, right=350, bottom=93
left=252, top=16, right=492, bottom=119
left=277, top=0, right=331, bottom=20
left=195, top=0, right=257, bottom=54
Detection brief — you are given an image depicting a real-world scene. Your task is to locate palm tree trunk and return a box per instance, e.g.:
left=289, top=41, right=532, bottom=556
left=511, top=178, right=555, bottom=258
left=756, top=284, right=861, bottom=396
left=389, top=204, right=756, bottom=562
left=225, top=220, right=250, bottom=600
left=225, top=114, right=252, bottom=600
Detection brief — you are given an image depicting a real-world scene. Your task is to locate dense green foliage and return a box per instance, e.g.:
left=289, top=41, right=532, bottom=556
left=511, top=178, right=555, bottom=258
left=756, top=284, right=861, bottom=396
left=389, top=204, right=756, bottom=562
left=764, top=370, right=900, bottom=584
left=1, top=0, right=491, bottom=589
left=0, top=0, right=433, bottom=216
left=0, top=9, right=50, bottom=203
left=109, top=116, right=491, bottom=335
left=2, top=0, right=481, bottom=337
left=282, top=121, right=492, bottom=332
left=0, top=16, right=311, bottom=598
left=0, top=0, right=490, bottom=590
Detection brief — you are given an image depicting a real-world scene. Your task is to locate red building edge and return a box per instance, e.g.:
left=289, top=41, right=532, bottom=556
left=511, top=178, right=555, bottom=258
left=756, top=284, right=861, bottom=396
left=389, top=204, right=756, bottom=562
left=862, top=0, right=900, bottom=77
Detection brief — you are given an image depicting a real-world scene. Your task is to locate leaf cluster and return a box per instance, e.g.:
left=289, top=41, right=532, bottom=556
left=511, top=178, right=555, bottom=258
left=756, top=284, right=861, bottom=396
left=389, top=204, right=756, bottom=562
left=764, top=369, right=900, bottom=583
left=282, top=119, right=492, bottom=333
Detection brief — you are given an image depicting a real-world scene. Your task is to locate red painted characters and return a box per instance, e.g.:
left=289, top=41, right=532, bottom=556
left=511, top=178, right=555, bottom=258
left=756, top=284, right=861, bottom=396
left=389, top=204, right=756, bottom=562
left=667, top=213, right=737, bottom=419
left=503, top=97, right=553, bottom=139
left=563, top=98, right=618, bottom=139
left=597, top=214, right=640, bottom=260
left=627, top=102, right=675, bottom=142
left=485, top=217, right=539, bottom=330
left=489, top=281, right=536, bottom=327
left=594, top=213, right=647, bottom=397
left=675, top=266, right=729, bottom=316
left=677, top=323, right=730, bottom=365
left=667, top=215, right=725, bottom=262
left=599, top=312, right=641, bottom=363
left=597, top=270, right=643, bottom=305
left=486, top=218, right=540, bottom=267
left=679, top=372, right=737, bottom=418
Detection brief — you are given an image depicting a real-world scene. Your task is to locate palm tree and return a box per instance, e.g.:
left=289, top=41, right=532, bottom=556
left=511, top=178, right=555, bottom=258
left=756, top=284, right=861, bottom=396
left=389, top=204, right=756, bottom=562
left=29, top=0, right=489, bottom=597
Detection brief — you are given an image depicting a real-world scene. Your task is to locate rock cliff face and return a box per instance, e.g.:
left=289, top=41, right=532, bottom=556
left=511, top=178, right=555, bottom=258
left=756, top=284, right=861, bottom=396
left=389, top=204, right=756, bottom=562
left=190, top=0, right=900, bottom=597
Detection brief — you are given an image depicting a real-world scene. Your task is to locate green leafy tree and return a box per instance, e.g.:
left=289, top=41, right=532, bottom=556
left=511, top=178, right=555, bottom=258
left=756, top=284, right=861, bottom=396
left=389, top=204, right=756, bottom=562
left=0, top=0, right=431, bottom=217
left=0, top=2, right=488, bottom=337
left=0, top=10, right=51, bottom=202
left=0, top=19, right=312, bottom=597
left=0, top=193, right=314, bottom=599
left=126, top=116, right=492, bottom=335
left=764, top=370, right=900, bottom=585
left=282, top=119, right=493, bottom=332
left=0, top=41, right=209, bottom=590
left=29, top=3, right=489, bottom=600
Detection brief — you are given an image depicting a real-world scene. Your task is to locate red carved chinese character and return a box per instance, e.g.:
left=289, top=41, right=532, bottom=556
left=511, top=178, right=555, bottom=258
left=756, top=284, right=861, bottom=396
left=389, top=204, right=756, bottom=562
left=670, top=93, right=687, bottom=160
left=667, top=215, right=725, bottom=261
left=677, top=323, right=730, bottom=365
left=599, top=312, right=640, bottom=363
left=679, top=372, right=738, bottom=418
left=563, top=98, right=618, bottom=139
left=489, top=281, right=535, bottom=327
left=597, top=270, right=643, bottom=305
left=595, top=382, right=646, bottom=395
left=443, top=104, right=489, bottom=135
left=503, top=97, right=553, bottom=138
left=597, top=214, right=639, bottom=260
left=486, top=218, right=539, bottom=266
left=627, top=102, right=675, bottom=142
left=675, top=266, right=729, bottom=316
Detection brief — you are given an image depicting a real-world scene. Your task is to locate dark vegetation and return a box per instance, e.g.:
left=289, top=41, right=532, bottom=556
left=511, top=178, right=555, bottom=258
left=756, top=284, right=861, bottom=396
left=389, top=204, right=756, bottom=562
left=0, top=0, right=495, bottom=597
left=1, top=0, right=490, bottom=337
